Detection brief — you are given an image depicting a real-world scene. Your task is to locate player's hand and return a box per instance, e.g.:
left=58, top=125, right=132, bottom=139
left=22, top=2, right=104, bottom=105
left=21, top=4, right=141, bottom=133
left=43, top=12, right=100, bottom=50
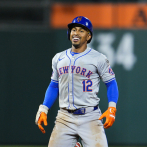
left=99, top=107, right=116, bottom=129
left=35, top=104, right=49, bottom=133
left=38, top=112, right=48, bottom=134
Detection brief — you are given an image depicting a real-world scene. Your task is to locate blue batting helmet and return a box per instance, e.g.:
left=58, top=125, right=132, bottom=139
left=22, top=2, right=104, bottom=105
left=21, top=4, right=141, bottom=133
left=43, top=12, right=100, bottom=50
left=67, top=16, right=93, bottom=43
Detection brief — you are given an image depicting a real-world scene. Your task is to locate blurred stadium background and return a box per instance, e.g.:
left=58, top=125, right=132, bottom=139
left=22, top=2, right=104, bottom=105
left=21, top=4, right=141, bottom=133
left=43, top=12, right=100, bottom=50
left=0, top=0, right=147, bottom=146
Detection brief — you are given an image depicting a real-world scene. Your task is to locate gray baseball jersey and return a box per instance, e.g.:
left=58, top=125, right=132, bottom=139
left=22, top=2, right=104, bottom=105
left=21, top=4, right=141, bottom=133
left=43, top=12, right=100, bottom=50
left=51, top=47, right=115, bottom=110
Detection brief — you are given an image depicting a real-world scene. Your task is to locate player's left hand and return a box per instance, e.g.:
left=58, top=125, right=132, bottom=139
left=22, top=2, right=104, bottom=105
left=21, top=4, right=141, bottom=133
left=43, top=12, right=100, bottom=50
left=38, top=112, right=48, bottom=134
left=99, top=107, right=116, bottom=129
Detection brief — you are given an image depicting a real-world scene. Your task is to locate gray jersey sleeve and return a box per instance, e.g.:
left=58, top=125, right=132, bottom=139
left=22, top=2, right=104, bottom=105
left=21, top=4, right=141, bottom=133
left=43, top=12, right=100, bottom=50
left=51, top=53, right=60, bottom=82
left=97, top=54, right=115, bottom=83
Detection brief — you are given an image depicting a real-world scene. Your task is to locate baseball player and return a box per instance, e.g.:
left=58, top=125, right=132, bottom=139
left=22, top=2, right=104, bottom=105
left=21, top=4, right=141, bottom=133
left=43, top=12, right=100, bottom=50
left=35, top=16, right=119, bottom=147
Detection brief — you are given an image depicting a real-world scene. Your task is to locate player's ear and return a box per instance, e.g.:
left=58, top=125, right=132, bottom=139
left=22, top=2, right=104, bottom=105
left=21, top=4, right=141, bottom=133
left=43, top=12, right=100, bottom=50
left=87, top=33, right=91, bottom=42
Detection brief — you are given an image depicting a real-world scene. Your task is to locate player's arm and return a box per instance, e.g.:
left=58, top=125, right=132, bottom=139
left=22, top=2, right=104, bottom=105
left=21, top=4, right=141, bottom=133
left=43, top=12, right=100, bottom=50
left=99, top=79, right=119, bottom=129
left=97, top=54, right=119, bottom=129
left=35, top=53, right=59, bottom=133
left=35, top=80, right=59, bottom=133
left=43, top=80, right=59, bottom=109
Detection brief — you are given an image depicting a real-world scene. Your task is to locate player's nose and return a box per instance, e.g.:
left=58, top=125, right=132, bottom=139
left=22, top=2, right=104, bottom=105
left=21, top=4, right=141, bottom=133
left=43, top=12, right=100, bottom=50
left=73, top=30, right=79, bottom=35
left=73, top=33, right=80, bottom=38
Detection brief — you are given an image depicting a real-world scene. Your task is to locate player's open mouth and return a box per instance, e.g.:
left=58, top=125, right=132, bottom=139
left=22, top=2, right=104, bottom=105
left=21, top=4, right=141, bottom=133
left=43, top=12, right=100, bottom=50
left=73, top=37, right=80, bottom=42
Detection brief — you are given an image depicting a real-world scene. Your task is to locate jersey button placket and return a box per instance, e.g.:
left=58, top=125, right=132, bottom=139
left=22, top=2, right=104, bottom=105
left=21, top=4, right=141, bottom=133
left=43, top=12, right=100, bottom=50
left=69, top=58, right=74, bottom=108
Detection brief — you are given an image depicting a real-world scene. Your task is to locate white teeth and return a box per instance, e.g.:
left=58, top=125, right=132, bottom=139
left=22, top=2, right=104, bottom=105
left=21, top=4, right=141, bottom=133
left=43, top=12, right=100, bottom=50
left=73, top=38, right=79, bottom=40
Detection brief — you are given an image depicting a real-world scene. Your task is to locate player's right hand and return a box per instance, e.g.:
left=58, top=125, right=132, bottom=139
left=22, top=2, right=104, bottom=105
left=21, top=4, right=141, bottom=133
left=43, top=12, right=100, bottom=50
left=38, top=112, right=48, bottom=134
left=35, top=104, right=49, bottom=133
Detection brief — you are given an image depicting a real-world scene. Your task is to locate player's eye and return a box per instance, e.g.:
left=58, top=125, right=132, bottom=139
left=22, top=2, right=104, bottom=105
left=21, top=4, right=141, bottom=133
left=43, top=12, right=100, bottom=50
left=72, top=28, right=76, bottom=32
left=80, top=30, right=84, bottom=32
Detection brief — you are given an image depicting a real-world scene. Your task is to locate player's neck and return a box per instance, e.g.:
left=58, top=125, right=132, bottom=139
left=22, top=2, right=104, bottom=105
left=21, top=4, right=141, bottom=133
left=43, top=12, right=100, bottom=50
left=71, top=44, right=87, bottom=53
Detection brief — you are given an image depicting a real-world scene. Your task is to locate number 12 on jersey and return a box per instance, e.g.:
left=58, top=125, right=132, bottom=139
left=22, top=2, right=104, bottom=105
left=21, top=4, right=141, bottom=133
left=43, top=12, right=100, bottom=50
left=82, top=80, right=93, bottom=92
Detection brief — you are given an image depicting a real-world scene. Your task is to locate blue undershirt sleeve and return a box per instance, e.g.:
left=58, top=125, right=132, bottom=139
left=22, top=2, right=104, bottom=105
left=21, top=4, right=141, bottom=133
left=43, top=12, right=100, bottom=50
left=105, top=79, right=119, bottom=103
left=43, top=80, right=59, bottom=109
